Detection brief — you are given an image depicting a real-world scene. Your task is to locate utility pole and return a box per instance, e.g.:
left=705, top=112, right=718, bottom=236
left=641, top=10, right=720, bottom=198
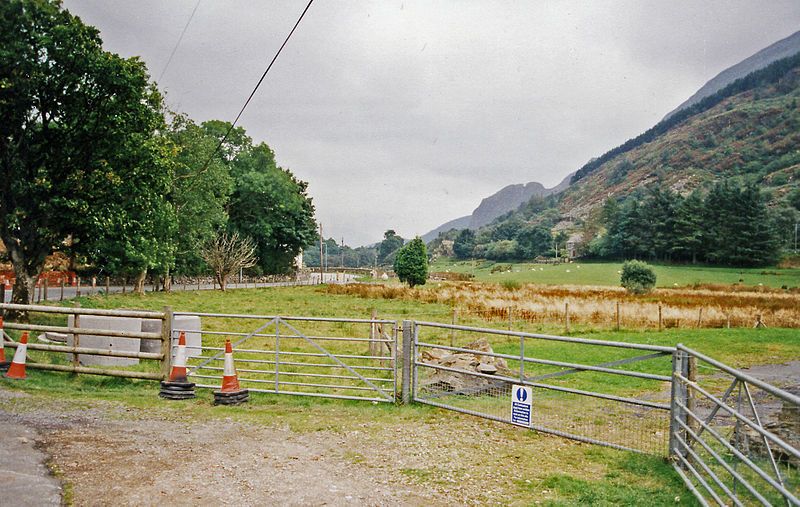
left=318, top=223, right=324, bottom=282
left=341, top=237, right=345, bottom=268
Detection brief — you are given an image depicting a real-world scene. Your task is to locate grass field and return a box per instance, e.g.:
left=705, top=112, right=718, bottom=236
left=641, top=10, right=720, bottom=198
left=431, top=258, right=800, bottom=289
left=5, top=284, right=798, bottom=504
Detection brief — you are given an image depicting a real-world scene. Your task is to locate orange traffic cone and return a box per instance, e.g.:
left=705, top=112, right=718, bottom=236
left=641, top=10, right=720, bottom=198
left=5, top=331, right=28, bottom=380
left=159, top=331, right=195, bottom=400
left=169, top=331, right=188, bottom=382
left=214, top=338, right=248, bottom=405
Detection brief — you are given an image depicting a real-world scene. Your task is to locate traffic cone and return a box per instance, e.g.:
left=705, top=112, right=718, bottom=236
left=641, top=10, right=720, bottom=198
left=5, top=332, right=28, bottom=380
left=0, top=317, right=9, bottom=372
left=170, top=331, right=188, bottom=382
left=159, top=331, right=195, bottom=400
left=214, top=338, right=248, bottom=405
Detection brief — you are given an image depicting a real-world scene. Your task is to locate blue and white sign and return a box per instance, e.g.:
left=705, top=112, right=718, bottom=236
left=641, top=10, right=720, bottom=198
left=511, top=385, right=532, bottom=427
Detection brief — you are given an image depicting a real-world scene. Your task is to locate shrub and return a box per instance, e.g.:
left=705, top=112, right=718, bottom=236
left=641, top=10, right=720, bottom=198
left=501, top=279, right=521, bottom=290
left=620, top=260, right=656, bottom=294
left=394, top=237, right=428, bottom=288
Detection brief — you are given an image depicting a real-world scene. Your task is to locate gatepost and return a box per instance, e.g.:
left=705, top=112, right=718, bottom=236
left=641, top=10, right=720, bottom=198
left=401, top=320, right=414, bottom=404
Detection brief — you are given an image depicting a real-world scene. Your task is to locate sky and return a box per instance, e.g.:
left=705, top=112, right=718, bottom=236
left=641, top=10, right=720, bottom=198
left=63, top=1, right=800, bottom=246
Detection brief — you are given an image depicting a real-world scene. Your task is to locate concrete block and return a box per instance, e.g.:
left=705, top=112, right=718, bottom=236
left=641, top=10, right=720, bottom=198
left=140, top=316, right=202, bottom=358
left=140, top=319, right=162, bottom=355
left=173, top=315, right=202, bottom=358
left=66, top=315, right=141, bottom=366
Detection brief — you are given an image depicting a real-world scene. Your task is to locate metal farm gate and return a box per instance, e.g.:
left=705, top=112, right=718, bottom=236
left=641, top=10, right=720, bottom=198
left=406, top=320, right=676, bottom=455
left=174, top=312, right=398, bottom=402
left=671, top=345, right=800, bottom=506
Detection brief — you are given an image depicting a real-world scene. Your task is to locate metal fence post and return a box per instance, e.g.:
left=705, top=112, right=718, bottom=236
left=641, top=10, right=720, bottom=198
left=401, top=320, right=414, bottom=404
left=160, top=306, right=173, bottom=380
left=669, top=346, right=690, bottom=461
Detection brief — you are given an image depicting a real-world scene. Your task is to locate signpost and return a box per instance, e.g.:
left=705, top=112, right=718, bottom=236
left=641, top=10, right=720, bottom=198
left=511, top=385, right=532, bottom=427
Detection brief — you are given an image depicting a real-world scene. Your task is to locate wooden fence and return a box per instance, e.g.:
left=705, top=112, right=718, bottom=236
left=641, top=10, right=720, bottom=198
left=0, top=303, right=172, bottom=381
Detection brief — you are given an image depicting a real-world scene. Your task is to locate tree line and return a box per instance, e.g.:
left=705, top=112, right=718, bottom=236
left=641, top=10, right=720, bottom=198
left=0, top=1, right=316, bottom=304
left=587, top=181, right=788, bottom=266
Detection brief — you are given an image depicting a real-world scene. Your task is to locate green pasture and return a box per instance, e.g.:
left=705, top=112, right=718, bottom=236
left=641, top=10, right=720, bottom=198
left=431, top=258, right=800, bottom=289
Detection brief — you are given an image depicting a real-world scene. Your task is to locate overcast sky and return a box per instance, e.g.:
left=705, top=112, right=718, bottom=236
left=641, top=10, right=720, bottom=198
left=63, top=1, right=800, bottom=246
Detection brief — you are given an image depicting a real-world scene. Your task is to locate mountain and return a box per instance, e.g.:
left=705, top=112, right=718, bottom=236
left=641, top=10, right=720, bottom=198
left=560, top=53, right=800, bottom=223
left=664, top=30, right=800, bottom=120
left=484, top=44, right=800, bottom=244
left=421, top=173, right=572, bottom=243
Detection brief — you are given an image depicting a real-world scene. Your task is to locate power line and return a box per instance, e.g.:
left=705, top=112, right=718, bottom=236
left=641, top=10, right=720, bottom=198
left=158, top=0, right=202, bottom=83
left=197, top=0, right=315, bottom=175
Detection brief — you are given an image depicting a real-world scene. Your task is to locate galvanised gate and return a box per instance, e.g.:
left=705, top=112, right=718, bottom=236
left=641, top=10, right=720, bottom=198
left=174, top=312, right=398, bottom=403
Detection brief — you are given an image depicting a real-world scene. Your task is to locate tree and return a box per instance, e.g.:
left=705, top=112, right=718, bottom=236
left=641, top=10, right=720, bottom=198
left=378, top=230, right=404, bottom=265
left=201, top=231, right=257, bottom=291
left=620, top=260, right=656, bottom=294
left=453, top=229, right=476, bottom=259
left=515, top=225, right=552, bottom=258
left=671, top=190, right=705, bottom=263
left=168, top=115, right=232, bottom=276
left=0, top=0, right=172, bottom=305
left=704, top=181, right=780, bottom=266
left=228, top=142, right=317, bottom=274
left=394, top=237, right=428, bottom=288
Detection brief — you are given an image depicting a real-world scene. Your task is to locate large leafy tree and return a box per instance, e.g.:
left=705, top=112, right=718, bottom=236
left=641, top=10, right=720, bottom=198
left=0, top=0, right=173, bottom=304
left=378, top=230, right=404, bottom=265
left=453, top=229, right=476, bottom=259
left=169, top=115, right=232, bottom=275
left=228, top=142, right=316, bottom=274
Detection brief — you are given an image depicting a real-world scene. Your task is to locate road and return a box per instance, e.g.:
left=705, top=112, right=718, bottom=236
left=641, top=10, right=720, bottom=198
left=1, top=272, right=359, bottom=304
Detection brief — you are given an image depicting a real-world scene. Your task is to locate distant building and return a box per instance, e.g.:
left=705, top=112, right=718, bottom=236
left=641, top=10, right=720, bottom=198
left=566, top=233, right=584, bottom=259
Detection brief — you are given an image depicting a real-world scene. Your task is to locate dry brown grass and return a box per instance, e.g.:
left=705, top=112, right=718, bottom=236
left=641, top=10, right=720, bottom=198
left=325, top=282, right=800, bottom=329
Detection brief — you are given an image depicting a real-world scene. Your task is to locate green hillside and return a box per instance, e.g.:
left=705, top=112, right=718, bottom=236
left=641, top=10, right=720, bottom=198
left=562, top=62, right=800, bottom=219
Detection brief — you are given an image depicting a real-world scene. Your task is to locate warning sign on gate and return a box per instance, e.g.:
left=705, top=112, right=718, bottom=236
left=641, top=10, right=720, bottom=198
left=511, top=385, right=532, bottom=427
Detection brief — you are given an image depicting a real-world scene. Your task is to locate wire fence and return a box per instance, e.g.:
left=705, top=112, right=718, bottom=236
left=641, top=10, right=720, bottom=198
left=410, top=321, right=675, bottom=455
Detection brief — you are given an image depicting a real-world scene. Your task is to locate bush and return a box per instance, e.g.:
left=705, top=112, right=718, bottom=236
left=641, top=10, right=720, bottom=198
left=501, top=279, right=521, bottom=290
left=393, top=237, right=428, bottom=288
left=620, top=260, right=656, bottom=294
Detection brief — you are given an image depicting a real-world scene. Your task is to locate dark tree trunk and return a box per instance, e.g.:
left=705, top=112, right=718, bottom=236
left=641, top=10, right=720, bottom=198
left=3, top=238, right=48, bottom=321
left=134, top=269, right=147, bottom=295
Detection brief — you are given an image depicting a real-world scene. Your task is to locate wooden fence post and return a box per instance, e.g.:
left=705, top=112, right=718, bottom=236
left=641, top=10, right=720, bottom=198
left=91, top=277, right=96, bottom=296
left=658, top=304, right=663, bottom=331
left=105, top=276, right=110, bottom=296
left=565, top=302, right=570, bottom=334
left=450, top=308, right=457, bottom=348
left=726, top=314, right=731, bottom=329
left=401, top=320, right=414, bottom=405
left=615, top=301, right=621, bottom=331
left=160, top=306, right=173, bottom=380
left=60, top=280, right=65, bottom=301
left=369, top=309, right=379, bottom=357
left=76, top=278, right=81, bottom=298
left=508, top=306, right=513, bottom=331
left=122, top=278, right=127, bottom=295
left=43, top=278, right=48, bottom=302
left=696, top=308, right=702, bottom=328
left=72, top=302, right=81, bottom=369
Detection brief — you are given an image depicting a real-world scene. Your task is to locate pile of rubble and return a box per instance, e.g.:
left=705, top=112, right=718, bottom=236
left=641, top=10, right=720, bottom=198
left=419, top=337, right=515, bottom=395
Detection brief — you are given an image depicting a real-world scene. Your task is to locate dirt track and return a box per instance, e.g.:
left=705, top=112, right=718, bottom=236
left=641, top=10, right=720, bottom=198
left=0, top=387, right=546, bottom=506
